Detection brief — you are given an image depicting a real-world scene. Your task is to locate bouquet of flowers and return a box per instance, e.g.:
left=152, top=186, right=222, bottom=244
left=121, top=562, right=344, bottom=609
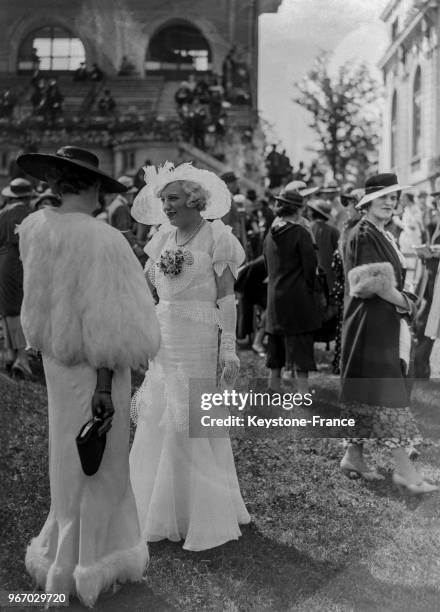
left=158, top=249, right=193, bottom=276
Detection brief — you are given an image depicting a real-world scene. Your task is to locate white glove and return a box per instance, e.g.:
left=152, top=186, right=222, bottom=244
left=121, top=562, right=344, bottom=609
left=217, top=294, right=240, bottom=387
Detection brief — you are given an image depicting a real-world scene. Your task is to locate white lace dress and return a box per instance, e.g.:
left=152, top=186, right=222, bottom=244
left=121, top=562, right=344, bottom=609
left=129, top=219, right=250, bottom=551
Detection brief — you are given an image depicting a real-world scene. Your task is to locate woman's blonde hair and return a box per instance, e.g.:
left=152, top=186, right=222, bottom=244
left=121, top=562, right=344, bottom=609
left=158, top=180, right=208, bottom=211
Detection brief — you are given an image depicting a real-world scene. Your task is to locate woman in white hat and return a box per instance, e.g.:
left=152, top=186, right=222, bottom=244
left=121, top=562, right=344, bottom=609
left=0, top=178, right=34, bottom=377
left=340, top=173, right=436, bottom=493
left=130, top=162, right=250, bottom=551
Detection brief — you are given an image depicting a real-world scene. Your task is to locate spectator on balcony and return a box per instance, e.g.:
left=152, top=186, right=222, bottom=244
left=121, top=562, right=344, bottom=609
left=30, top=47, right=40, bottom=70
left=90, top=62, right=104, bottom=82
left=266, top=145, right=285, bottom=189
left=194, top=78, right=210, bottom=104
left=42, top=79, right=63, bottom=125
left=98, top=89, right=116, bottom=115
left=186, top=73, right=197, bottom=93
left=118, top=55, right=136, bottom=76
left=192, top=99, right=207, bottom=150
left=30, top=67, right=43, bottom=88
left=73, top=61, right=88, bottom=82
left=31, top=79, right=46, bottom=115
left=175, top=82, right=193, bottom=108
left=0, top=90, right=16, bottom=119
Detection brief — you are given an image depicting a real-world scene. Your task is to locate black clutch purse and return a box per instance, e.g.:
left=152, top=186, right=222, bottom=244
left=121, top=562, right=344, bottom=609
left=76, top=417, right=107, bottom=476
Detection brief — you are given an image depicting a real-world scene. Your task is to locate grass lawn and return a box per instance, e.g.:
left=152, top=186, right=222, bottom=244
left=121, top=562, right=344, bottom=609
left=1, top=348, right=440, bottom=611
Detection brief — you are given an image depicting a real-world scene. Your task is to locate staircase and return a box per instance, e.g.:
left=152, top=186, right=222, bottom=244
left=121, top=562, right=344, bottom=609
left=97, top=76, right=164, bottom=115
left=156, top=80, right=180, bottom=118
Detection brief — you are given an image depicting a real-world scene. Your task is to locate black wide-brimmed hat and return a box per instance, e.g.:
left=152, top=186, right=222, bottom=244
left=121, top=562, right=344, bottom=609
left=356, top=173, right=410, bottom=209
left=17, top=146, right=128, bottom=194
left=274, top=182, right=304, bottom=208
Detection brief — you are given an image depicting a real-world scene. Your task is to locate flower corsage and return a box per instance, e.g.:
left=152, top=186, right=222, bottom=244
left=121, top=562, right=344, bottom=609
left=158, top=249, right=194, bottom=277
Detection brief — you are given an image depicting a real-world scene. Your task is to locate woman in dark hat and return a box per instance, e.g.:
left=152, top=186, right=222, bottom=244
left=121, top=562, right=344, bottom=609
left=340, top=173, right=436, bottom=493
left=16, top=146, right=161, bottom=606
left=0, top=178, right=34, bottom=377
left=263, top=184, right=321, bottom=393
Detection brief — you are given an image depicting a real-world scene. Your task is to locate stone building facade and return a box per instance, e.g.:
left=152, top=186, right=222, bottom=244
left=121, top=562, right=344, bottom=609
left=379, top=0, right=440, bottom=192
left=0, top=0, right=280, bottom=186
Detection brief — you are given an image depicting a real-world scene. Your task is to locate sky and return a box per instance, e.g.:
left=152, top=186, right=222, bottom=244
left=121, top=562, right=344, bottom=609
left=258, top=0, right=389, bottom=166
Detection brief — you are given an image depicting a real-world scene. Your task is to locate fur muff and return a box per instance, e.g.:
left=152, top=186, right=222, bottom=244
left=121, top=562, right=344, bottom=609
left=348, top=262, right=396, bottom=299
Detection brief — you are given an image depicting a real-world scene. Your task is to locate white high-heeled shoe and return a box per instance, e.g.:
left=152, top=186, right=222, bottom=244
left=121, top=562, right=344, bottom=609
left=340, top=458, right=384, bottom=481
left=392, top=472, right=438, bottom=495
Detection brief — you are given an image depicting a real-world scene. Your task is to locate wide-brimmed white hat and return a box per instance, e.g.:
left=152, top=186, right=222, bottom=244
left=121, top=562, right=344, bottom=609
left=131, top=162, right=231, bottom=225
left=356, top=173, right=410, bottom=209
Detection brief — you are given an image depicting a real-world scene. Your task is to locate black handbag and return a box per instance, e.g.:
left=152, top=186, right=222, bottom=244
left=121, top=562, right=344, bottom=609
left=76, top=417, right=107, bottom=476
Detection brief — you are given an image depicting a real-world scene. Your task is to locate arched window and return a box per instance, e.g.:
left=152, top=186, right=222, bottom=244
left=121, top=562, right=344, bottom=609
left=412, top=66, right=422, bottom=158
left=391, top=90, right=398, bottom=168
left=18, top=26, right=85, bottom=72
left=146, top=22, right=212, bottom=73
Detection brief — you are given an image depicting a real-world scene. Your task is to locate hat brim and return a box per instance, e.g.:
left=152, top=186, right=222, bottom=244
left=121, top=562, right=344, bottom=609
left=17, top=153, right=127, bottom=194
left=355, top=184, right=410, bottom=209
left=300, top=186, right=319, bottom=197
left=306, top=201, right=330, bottom=219
left=274, top=195, right=304, bottom=207
left=1, top=186, right=34, bottom=198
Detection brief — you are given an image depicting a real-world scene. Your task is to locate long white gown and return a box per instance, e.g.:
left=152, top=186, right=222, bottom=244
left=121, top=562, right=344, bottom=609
left=18, top=209, right=160, bottom=607
left=130, top=219, right=250, bottom=551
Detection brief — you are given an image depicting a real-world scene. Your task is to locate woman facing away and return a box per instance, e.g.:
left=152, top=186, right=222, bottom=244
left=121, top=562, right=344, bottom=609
left=0, top=178, right=34, bottom=378
left=129, top=162, right=250, bottom=551
left=340, top=173, right=437, bottom=494
left=16, top=147, right=161, bottom=607
left=263, top=184, right=321, bottom=395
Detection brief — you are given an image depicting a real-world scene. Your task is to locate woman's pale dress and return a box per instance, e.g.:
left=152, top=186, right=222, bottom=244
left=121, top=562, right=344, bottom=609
left=18, top=209, right=160, bottom=607
left=130, top=219, right=250, bottom=551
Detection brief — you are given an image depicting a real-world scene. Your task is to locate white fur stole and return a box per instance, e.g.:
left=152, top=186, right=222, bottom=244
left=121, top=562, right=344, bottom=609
left=348, top=262, right=396, bottom=299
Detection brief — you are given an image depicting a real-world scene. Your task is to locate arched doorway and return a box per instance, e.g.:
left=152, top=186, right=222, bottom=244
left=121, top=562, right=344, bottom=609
left=17, top=25, right=86, bottom=72
left=146, top=21, right=212, bottom=74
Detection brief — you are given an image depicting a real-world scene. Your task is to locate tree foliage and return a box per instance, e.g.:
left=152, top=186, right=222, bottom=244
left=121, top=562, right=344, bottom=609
left=294, top=52, right=382, bottom=184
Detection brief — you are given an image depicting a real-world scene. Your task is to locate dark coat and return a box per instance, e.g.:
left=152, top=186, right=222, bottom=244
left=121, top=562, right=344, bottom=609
left=340, top=217, right=410, bottom=407
left=263, top=220, right=321, bottom=335
left=311, top=219, right=340, bottom=290
left=0, top=202, right=30, bottom=316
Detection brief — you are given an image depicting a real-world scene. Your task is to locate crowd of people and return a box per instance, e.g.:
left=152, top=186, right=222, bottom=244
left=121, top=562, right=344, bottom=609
left=1, top=143, right=440, bottom=606
left=175, top=72, right=230, bottom=151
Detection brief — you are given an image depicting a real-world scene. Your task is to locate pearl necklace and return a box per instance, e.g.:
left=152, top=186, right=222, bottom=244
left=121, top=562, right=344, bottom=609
left=175, top=218, right=206, bottom=247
